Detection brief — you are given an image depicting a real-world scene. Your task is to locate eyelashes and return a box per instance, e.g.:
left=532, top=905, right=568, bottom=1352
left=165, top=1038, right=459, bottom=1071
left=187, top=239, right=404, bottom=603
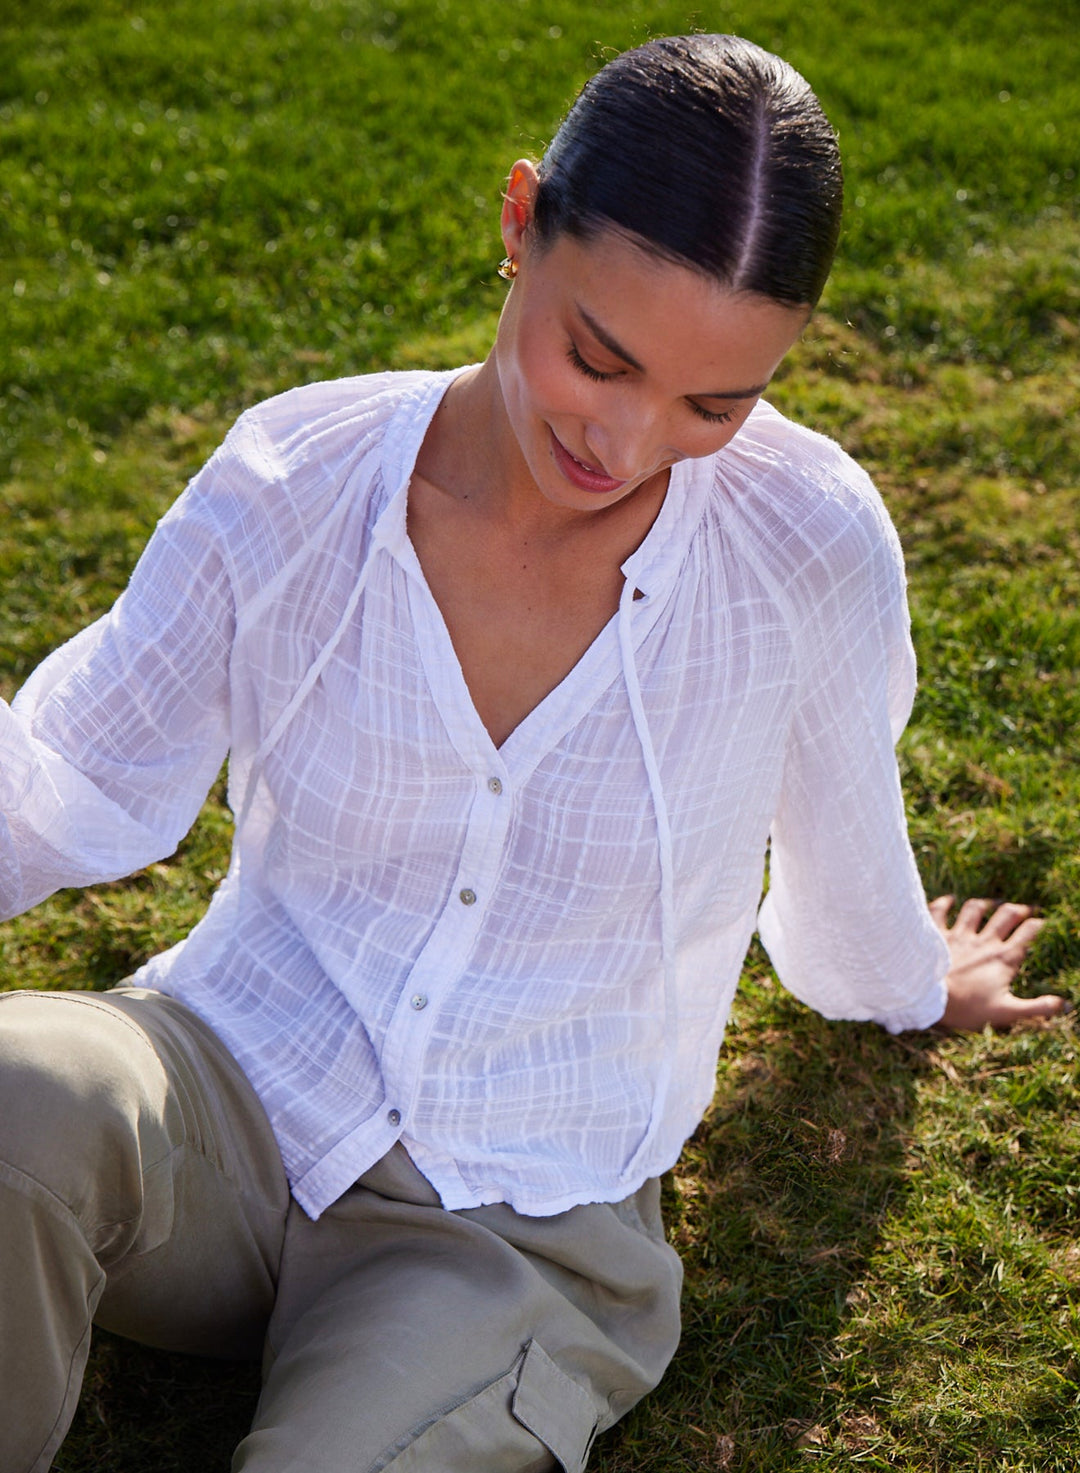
left=566, top=342, right=737, bottom=425
left=566, top=342, right=616, bottom=382
left=686, top=401, right=736, bottom=426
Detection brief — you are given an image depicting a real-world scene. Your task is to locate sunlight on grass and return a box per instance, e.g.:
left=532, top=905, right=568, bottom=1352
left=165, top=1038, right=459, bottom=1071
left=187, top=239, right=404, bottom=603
left=3, top=0, right=1079, bottom=1468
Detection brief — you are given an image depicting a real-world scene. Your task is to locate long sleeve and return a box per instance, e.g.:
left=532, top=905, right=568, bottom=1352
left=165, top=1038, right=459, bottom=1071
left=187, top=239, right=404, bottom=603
left=0, top=472, right=236, bottom=921
left=0, top=373, right=957, bottom=1217
left=750, top=449, right=949, bottom=1032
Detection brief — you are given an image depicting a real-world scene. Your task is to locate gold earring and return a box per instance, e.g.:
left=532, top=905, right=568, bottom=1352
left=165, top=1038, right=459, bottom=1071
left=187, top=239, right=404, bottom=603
left=497, top=256, right=518, bottom=281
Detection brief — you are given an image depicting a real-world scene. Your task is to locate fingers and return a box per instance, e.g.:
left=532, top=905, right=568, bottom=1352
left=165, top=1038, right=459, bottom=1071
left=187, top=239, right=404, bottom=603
left=997, top=915, right=1045, bottom=966
left=932, top=892, right=1068, bottom=1031
left=929, top=895, right=1040, bottom=941
left=952, top=896, right=1000, bottom=934
left=977, top=901, right=1039, bottom=941
left=991, top=991, right=1072, bottom=1026
left=940, top=984, right=1072, bottom=1032
left=928, top=894, right=954, bottom=931
left=929, top=895, right=996, bottom=936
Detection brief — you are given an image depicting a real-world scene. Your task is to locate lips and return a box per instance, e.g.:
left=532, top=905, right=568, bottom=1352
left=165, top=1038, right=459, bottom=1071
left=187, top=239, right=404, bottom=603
left=549, top=429, right=627, bottom=495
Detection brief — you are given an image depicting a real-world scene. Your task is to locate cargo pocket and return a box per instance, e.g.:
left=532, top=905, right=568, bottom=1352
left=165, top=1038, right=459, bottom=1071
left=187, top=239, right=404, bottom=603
left=374, top=1338, right=600, bottom=1472
left=511, top=1339, right=600, bottom=1473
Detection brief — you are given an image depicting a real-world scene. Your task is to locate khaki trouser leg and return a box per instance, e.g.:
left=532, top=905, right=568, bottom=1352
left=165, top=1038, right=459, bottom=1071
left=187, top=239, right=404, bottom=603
left=0, top=987, right=683, bottom=1473
left=0, top=988, right=289, bottom=1473
left=233, top=1146, right=684, bottom=1473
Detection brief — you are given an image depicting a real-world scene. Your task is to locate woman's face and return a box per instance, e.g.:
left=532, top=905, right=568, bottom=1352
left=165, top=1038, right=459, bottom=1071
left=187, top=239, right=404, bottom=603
left=493, top=168, right=810, bottom=515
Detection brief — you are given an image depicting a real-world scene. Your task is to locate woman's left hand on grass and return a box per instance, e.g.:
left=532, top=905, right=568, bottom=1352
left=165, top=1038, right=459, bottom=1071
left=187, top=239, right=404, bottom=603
left=933, top=895, right=1071, bottom=1030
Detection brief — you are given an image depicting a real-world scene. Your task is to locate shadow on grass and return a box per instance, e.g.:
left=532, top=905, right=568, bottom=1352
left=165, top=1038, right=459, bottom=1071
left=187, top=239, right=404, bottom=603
left=56, top=1333, right=260, bottom=1472
left=593, top=987, right=931, bottom=1472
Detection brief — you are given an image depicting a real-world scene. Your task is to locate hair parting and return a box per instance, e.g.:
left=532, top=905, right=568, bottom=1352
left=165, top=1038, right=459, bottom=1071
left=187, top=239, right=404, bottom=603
left=531, top=34, right=843, bottom=308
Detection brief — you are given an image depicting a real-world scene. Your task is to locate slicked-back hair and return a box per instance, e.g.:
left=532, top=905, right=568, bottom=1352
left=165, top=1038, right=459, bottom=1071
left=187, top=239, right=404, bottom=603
left=532, top=34, right=843, bottom=308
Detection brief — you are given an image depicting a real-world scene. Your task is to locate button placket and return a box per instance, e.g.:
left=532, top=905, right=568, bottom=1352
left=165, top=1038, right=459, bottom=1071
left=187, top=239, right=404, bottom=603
left=378, top=757, right=512, bottom=1132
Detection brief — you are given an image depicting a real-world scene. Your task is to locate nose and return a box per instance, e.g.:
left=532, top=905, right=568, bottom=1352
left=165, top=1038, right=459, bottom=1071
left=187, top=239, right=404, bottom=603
left=584, top=402, right=672, bottom=482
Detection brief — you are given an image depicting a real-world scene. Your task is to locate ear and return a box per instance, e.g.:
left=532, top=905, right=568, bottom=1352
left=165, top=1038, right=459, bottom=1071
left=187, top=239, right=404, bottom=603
left=500, top=159, right=540, bottom=260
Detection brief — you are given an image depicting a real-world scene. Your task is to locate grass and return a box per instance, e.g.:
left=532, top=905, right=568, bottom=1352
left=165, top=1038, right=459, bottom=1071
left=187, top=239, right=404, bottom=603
left=1, top=0, right=1079, bottom=1467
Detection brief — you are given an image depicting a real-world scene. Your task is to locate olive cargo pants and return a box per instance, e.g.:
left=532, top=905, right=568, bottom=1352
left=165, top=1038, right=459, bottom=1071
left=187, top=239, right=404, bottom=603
left=0, top=988, right=683, bottom=1472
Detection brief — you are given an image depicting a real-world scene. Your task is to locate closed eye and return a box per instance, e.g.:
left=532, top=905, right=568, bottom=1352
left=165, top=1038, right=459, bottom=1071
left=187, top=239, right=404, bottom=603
left=688, top=401, right=737, bottom=425
left=569, top=339, right=741, bottom=425
left=566, top=341, right=620, bottom=382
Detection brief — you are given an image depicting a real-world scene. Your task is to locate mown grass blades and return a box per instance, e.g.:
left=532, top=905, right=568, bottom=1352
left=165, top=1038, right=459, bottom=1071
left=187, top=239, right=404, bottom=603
left=2, top=0, right=1079, bottom=1467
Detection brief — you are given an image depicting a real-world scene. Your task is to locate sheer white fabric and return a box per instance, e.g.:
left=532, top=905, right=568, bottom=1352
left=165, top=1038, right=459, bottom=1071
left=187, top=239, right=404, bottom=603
left=0, top=370, right=948, bottom=1218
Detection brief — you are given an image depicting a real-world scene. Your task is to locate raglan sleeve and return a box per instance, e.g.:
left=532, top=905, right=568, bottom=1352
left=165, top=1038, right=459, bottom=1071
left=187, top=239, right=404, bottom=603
left=0, top=435, right=244, bottom=923
left=755, top=469, right=949, bottom=1032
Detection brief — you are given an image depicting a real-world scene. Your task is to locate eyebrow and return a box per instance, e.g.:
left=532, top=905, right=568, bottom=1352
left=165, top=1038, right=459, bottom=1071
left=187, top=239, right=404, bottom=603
left=576, top=304, right=770, bottom=401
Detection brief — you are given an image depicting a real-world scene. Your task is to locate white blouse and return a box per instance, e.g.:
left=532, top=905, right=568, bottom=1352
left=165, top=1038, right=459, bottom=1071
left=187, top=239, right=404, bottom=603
left=0, top=369, right=949, bottom=1218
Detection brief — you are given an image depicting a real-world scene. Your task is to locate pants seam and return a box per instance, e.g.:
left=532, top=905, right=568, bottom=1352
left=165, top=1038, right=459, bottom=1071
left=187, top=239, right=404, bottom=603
left=0, top=1157, right=104, bottom=1235
left=26, top=1314, right=97, bottom=1473
left=0, top=1166, right=106, bottom=1473
left=1, top=989, right=169, bottom=1064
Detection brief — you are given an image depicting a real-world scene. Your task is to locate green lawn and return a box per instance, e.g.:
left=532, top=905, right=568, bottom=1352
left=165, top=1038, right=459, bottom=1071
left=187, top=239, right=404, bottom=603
left=2, top=0, right=1079, bottom=1468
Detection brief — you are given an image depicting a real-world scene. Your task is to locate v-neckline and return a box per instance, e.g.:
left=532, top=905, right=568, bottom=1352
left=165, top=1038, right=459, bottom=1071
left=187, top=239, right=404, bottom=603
left=371, top=370, right=707, bottom=772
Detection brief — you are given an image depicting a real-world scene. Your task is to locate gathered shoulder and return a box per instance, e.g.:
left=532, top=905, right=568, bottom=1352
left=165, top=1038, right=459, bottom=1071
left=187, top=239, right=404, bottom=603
left=186, top=369, right=436, bottom=527
left=710, top=399, right=908, bottom=621
left=234, top=369, right=436, bottom=470
left=156, top=369, right=447, bottom=603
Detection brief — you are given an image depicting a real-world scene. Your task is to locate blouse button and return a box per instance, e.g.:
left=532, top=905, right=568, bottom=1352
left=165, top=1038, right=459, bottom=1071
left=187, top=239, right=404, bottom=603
left=410, top=993, right=428, bottom=1011
left=487, top=777, right=503, bottom=795
left=387, top=1108, right=401, bottom=1127
left=459, top=887, right=477, bottom=906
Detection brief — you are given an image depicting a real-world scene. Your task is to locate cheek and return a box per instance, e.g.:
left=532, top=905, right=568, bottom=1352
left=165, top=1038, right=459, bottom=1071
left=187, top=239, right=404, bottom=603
left=510, top=317, right=593, bottom=418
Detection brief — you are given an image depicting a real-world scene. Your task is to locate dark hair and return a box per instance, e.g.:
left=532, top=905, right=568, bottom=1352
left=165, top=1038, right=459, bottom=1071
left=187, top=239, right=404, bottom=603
left=532, top=35, right=843, bottom=308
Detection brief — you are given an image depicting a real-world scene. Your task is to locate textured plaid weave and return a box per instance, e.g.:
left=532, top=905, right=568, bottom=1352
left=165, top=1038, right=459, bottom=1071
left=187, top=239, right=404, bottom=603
left=0, top=371, right=948, bottom=1217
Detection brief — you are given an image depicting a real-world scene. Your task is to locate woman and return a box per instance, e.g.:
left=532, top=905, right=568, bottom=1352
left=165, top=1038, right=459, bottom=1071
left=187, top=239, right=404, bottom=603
left=0, top=33, right=1062, bottom=1473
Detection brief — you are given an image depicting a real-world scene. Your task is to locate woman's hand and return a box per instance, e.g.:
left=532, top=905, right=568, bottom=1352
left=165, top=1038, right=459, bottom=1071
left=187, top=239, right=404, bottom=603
left=932, top=895, right=1071, bottom=1030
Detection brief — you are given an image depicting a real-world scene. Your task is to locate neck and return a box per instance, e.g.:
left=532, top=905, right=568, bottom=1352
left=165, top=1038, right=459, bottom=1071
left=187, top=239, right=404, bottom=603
left=426, top=357, right=535, bottom=521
